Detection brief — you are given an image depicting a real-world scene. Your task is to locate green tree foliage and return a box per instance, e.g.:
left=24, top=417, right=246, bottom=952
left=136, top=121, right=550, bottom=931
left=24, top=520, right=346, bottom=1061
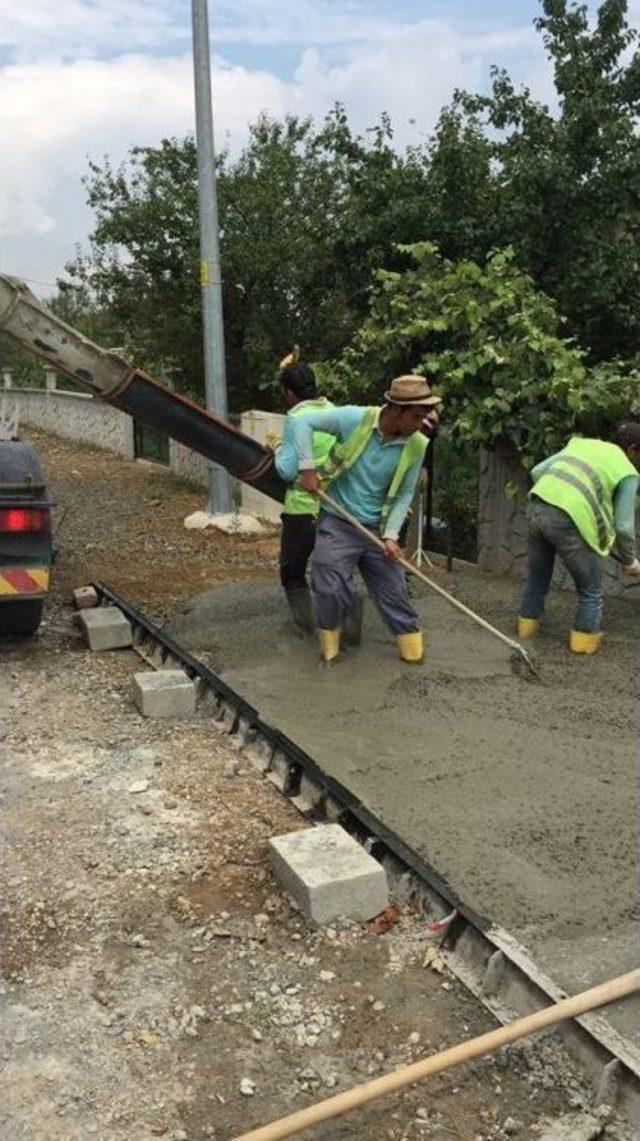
left=0, top=337, right=47, bottom=389
left=64, top=110, right=431, bottom=408
left=329, top=242, right=639, bottom=465
left=60, top=1, right=639, bottom=416
left=64, top=138, right=202, bottom=395
left=430, top=0, right=640, bottom=359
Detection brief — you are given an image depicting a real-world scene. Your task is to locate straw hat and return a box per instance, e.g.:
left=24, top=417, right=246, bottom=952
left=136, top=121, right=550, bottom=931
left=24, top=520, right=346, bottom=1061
left=384, top=374, right=442, bottom=407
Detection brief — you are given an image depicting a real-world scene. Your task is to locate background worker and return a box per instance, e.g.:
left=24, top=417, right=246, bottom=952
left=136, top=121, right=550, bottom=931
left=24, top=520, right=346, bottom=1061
left=276, top=348, right=334, bottom=634
left=279, top=374, right=442, bottom=664
left=517, top=422, right=640, bottom=654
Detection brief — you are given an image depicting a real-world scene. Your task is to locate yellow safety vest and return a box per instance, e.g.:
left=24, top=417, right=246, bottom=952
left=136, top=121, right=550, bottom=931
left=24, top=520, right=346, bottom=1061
left=532, top=437, right=637, bottom=555
left=320, top=407, right=428, bottom=527
left=283, top=398, right=335, bottom=515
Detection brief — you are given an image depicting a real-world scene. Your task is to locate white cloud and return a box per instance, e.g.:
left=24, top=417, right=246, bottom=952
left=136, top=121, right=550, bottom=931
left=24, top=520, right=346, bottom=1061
left=0, top=3, right=557, bottom=288
left=291, top=21, right=543, bottom=147
left=0, top=0, right=425, bottom=60
left=0, top=52, right=289, bottom=282
left=213, top=0, right=411, bottom=46
left=0, top=1, right=187, bottom=62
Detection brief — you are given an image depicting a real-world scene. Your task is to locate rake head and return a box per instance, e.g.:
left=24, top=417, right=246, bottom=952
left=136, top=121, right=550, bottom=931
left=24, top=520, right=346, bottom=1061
left=510, top=644, right=541, bottom=681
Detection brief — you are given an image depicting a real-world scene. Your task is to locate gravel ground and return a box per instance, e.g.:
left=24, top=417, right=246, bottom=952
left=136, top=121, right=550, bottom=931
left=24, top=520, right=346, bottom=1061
left=0, top=429, right=636, bottom=1139
left=30, top=427, right=282, bottom=622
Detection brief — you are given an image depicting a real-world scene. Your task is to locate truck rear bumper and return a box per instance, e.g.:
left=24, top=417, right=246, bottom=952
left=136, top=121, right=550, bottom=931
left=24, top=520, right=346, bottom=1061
left=0, top=566, right=50, bottom=598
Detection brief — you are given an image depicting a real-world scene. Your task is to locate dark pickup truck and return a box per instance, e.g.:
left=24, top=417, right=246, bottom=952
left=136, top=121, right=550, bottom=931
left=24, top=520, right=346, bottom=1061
left=0, top=436, right=53, bottom=635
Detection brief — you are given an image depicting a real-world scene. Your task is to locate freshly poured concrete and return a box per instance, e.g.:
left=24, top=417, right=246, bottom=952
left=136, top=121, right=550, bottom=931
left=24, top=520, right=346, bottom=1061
left=165, top=574, right=639, bottom=1046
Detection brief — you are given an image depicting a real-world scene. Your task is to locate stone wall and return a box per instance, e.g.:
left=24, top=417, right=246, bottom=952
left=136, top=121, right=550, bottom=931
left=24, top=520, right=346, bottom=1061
left=478, top=447, right=638, bottom=599
left=167, top=439, right=209, bottom=489
left=1, top=378, right=134, bottom=459
left=477, top=448, right=529, bottom=576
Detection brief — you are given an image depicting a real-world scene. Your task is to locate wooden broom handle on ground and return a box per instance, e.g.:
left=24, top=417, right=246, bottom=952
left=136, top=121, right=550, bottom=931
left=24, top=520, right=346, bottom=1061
left=316, top=490, right=527, bottom=658
left=234, top=969, right=639, bottom=1141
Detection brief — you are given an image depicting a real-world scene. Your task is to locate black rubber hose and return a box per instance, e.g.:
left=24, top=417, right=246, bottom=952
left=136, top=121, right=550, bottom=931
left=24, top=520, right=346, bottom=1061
left=111, top=371, right=288, bottom=503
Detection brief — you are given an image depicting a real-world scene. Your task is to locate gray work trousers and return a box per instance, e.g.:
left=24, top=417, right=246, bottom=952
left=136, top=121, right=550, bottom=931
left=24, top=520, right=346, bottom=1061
left=312, top=512, right=420, bottom=635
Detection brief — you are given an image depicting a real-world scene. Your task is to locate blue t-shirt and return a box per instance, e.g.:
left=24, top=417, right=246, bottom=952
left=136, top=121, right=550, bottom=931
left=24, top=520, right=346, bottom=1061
left=275, top=405, right=423, bottom=540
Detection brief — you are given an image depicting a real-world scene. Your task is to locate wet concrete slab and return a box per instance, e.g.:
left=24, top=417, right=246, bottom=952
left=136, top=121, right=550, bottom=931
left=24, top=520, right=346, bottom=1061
left=165, top=571, right=640, bottom=1047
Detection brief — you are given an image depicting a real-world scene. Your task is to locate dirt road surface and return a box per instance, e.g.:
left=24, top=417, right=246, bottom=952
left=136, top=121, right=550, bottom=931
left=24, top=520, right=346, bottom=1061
left=1, top=429, right=637, bottom=1139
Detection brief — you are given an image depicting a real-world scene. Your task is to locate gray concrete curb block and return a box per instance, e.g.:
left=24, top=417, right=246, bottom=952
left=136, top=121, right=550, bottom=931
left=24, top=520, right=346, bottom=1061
left=269, top=823, right=389, bottom=925
left=133, top=670, right=196, bottom=718
left=79, top=606, right=132, bottom=650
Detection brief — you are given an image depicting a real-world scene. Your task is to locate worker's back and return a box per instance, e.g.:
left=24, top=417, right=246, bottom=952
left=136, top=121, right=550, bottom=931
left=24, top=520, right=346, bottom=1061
left=283, top=397, right=335, bottom=516
left=532, top=436, right=637, bottom=555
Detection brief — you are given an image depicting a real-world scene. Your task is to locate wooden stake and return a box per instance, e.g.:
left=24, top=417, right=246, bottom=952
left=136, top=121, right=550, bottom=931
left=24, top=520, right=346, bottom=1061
left=234, top=969, right=639, bottom=1141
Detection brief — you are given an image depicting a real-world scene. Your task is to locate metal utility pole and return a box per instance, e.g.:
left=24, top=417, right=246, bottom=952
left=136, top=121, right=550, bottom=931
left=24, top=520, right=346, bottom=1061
left=191, top=0, right=232, bottom=514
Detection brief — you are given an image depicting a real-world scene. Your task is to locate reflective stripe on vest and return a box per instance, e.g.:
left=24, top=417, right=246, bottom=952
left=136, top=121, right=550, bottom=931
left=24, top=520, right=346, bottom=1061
left=284, top=398, right=335, bottom=515
left=319, top=406, right=428, bottom=528
left=542, top=464, right=611, bottom=550
left=532, top=438, right=637, bottom=555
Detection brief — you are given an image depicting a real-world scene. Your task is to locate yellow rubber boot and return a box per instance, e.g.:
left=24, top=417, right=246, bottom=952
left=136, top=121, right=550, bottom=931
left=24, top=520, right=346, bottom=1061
left=396, top=630, right=424, bottom=663
left=569, top=630, right=602, bottom=655
left=318, top=628, right=341, bottom=663
left=517, top=616, right=539, bottom=640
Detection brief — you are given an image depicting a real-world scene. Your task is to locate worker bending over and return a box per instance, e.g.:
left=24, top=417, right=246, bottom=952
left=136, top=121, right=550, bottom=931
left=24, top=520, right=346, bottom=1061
left=276, top=374, right=442, bottom=664
left=277, top=349, right=334, bottom=634
left=517, top=423, right=640, bottom=654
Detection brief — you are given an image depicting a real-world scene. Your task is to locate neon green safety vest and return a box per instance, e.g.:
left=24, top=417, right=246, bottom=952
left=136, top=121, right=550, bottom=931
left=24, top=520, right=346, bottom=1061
left=283, top=398, right=335, bottom=515
left=320, top=406, right=428, bottom=528
left=532, top=437, right=638, bottom=555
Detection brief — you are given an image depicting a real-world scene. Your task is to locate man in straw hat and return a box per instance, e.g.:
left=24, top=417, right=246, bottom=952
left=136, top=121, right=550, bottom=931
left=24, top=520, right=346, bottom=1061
left=277, top=374, right=442, bottom=663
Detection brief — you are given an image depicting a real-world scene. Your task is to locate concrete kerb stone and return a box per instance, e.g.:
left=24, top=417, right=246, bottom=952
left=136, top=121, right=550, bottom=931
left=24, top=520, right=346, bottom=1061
left=80, top=606, right=132, bottom=651
left=73, top=585, right=98, bottom=610
left=268, top=823, right=389, bottom=925
left=133, top=670, right=196, bottom=718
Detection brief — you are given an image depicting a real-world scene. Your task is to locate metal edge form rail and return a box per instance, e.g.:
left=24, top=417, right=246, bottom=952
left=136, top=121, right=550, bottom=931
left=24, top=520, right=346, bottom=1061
left=93, top=579, right=640, bottom=1122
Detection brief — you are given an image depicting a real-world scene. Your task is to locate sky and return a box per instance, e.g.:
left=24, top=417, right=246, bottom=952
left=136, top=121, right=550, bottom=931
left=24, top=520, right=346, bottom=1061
left=0, top=1, right=629, bottom=292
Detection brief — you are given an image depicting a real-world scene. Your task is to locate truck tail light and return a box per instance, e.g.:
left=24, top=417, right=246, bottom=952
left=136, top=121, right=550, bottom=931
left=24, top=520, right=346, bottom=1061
left=0, top=507, right=49, bottom=532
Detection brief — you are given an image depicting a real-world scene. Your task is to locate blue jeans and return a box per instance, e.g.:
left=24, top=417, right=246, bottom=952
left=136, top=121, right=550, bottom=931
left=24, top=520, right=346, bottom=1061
left=312, top=513, right=420, bottom=635
left=520, top=498, right=603, bottom=632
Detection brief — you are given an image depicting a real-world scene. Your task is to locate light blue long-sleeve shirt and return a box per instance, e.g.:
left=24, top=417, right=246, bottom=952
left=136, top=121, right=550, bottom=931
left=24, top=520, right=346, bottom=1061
left=274, top=405, right=423, bottom=540
left=532, top=453, right=638, bottom=563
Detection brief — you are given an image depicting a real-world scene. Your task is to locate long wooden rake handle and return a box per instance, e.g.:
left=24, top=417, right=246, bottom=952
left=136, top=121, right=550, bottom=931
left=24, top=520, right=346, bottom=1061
left=316, top=490, right=533, bottom=667
left=234, top=969, right=640, bottom=1140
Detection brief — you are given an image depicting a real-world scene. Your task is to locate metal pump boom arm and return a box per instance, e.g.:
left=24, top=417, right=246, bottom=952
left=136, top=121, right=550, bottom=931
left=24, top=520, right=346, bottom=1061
left=0, top=275, right=288, bottom=503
